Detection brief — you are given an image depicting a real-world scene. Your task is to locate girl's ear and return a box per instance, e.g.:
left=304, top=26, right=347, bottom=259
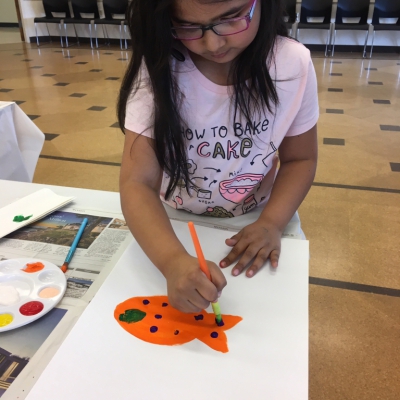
left=171, top=48, right=185, bottom=62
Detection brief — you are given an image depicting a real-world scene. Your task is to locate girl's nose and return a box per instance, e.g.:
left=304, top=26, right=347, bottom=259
left=201, top=30, right=226, bottom=53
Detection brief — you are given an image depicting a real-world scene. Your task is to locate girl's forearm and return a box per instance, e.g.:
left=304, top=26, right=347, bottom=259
left=120, top=181, right=187, bottom=277
left=258, top=159, right=317, bottom=231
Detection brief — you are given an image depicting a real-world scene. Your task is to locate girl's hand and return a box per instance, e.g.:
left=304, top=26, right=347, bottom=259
left=219, top=221, right=282, bottom=277
left=163, top=254, right=227, bottom=313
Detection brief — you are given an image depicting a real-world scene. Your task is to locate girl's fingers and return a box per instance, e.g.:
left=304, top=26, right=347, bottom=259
left=190, top=289, right=211, bottom=311
left=185, top=299, right=203, bottom=313
left=209, top=266, right=227, bottom=293
left=220, top=239, right=247, bottom=268
left=231, top=245, right=259, bottom=276
left=224, top=232, right=241, bottom=247
left=270, top=249, right=280, bottom=268
left=245, top=248, right=271, bottom=277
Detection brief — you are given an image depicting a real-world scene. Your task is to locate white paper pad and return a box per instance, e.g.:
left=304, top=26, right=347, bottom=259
left=0, top=189, right=75, bottom=238
left=26, top=221, right=309, bottom=400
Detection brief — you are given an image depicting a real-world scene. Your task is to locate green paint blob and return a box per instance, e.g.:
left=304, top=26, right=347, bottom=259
left=13, top=215, right=33, bottom=222
left=119, top=309, right=146, bottom=323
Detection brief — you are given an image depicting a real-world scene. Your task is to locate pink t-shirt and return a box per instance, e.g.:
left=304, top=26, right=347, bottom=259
left=125, top=36, right=319, bottom=218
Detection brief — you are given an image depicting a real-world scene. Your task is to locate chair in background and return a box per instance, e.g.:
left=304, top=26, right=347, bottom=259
left=63, top=0, right=101, bottom=48
left=283, top=0, right=299, bottom=39
left=332, top=0, right=372, bottom=58
left=94, top=0, right=129, bottom=50
left=296, top=0, right=334, bottom=57
left=369, top=0, right=400, bottom=57
left=33, top=0, right=71, bottom=47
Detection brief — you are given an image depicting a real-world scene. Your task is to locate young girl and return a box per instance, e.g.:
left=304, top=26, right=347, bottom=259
left=118, top=0, right=319, bottom=313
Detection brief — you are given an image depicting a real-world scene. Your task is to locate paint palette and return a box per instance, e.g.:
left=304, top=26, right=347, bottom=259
left=0, top=258, right=66, bottom=332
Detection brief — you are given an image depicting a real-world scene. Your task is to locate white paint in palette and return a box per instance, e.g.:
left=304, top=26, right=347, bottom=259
left=0, top=285, right=20, bottom=305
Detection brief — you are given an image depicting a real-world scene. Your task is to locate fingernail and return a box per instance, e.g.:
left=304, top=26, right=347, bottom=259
left=220, top=261, right=226, bottom=268
left=217, top=291, right=222, bottom=298
left=233, top=269, right=239, bottom=276
left=247, top=270, right=254, bottom=277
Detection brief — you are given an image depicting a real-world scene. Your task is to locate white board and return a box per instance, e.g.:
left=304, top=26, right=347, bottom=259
left=25, top=220, right=309, bottom=400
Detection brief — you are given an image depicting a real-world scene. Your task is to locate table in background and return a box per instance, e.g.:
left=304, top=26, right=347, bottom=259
left=0, top=102, right=44, bottom=183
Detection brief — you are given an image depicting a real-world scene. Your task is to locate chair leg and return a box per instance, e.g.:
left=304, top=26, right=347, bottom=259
left=362, top=29, right=370, bottom=59
left=102, top=25, right=109, bottom=46
left=73, top=24, right=80, bottom=45
left=119, top=23, right=123, bottom=50
left=88, top=22, right=93, bottom=48
left=35, top=23, right=40, bottom=47
left=45, top=23, right=52, bottom=44
left=124, top=24, right=128, bottom=50
left=369, top=30, right=376, bottom=59
left=59, top=23, right=64, bottom=47
left=331, top=30, right=337, bottom=57
left=65, top=23, right=69, bottom=48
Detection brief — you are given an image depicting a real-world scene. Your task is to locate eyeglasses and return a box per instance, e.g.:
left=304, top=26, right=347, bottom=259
left=171, top=0, right=258, bottom=41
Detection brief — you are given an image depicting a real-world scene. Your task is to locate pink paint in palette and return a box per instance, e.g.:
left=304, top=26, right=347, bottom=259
left=0, top=258, right=66, bottom=332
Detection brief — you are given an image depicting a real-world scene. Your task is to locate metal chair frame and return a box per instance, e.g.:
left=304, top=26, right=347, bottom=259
left=369, top=0, right=400, bottom=58
left=332, top=0, right=372, bottom=58
left=296, top=0, right=335, bottom=57
left=94, top=0, right=129, bottom=49
left=34, top=0, right=74, bottom=47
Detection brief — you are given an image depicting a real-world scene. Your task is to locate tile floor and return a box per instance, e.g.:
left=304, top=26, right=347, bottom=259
left=0, top=37, right=399, bottom=399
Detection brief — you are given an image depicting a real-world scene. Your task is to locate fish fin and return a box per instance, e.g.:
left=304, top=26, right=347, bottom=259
left=197, top=331, right=229, bottom=353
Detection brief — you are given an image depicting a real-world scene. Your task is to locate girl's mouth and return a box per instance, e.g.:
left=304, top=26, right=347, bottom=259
left=210, top=50, right=229, bottom=59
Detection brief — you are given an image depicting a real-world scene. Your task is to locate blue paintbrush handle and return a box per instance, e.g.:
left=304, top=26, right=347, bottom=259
left=64, top=218, right=88, bottom=263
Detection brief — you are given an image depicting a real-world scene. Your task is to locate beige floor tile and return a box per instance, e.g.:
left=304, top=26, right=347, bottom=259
left=300, top=186, right=400, bottom=289
left=310, top=285, right=400, bottom=400
left=33, top=158, right=120, bottom=192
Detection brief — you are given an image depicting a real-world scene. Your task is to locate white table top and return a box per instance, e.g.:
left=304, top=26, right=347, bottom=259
left=1, top=180, right=309, bottom=399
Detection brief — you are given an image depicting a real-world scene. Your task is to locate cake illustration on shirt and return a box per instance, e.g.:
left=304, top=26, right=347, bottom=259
left=201, top=206, right=234, bottom=218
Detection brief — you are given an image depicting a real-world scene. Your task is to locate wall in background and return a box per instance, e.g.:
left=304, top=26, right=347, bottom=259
left=0, top=0, right=18, bottom=23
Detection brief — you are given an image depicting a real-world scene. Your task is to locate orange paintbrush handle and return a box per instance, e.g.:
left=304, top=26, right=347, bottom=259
left=188, top=222, right=211, bottom=281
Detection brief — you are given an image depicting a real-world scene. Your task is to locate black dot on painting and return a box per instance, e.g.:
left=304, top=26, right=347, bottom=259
left=211, top=332, right=218, bottom=339
left=174, top=330, right=179, bottom=335
left=194, top=315, right=204, bottom=321
left=155, top=314, right=162, bottom=319
left=143, top=299, right=150, bottom=305
left=162, top=302, right=168, bottom=307
left=150, top=326, right=158, bottom=333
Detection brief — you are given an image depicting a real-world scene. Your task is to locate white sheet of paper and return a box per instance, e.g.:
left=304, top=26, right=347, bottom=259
left=25, top=221, right=309, bottom=400
left=0, top=188, right=75, bottom=238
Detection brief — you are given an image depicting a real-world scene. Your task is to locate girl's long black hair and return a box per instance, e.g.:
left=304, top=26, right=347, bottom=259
left=118, top=0, right=288, bottom=200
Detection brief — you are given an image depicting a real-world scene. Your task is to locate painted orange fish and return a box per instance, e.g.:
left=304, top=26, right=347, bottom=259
left=114, top=295, right=242, bottom=353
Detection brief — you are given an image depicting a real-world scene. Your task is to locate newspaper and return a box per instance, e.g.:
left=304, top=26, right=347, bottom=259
left=0, top=206, right=133, bottom=399
left=0, top=207, right=132, bottom=303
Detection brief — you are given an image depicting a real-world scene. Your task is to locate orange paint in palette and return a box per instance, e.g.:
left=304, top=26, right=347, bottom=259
left=22, top=262, right=45, bottom=273
left=114, top=296, right=242, bottom=353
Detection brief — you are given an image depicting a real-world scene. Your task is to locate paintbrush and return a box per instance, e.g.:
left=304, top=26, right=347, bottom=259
left=61, top=217, right=88, bottom=273
left=188, top=221, right=224, bottom=326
